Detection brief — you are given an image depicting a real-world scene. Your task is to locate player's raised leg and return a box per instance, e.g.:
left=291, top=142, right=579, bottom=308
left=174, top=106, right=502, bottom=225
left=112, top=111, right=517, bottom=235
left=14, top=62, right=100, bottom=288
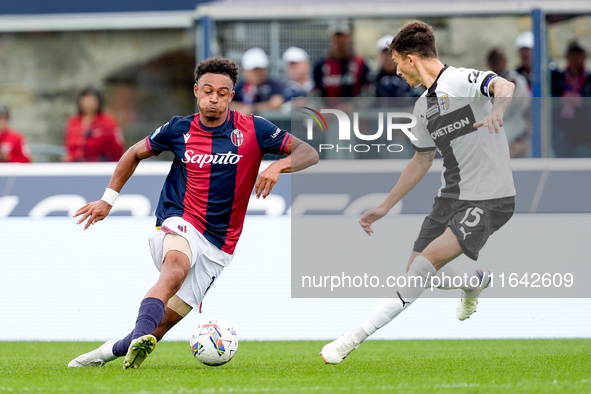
left=122, top=249, right=190, bottom=369
left=68, top=242, right=190, bottom=369
left=321, top=228, right=462, bottom=364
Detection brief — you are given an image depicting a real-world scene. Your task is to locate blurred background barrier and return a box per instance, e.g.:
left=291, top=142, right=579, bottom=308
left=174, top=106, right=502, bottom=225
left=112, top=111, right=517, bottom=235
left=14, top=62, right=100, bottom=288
left=1, top=159, right=590, bottom=217
left=1, top=214, right=590, bottom=341
left=2, top=0, right=591, bottom=160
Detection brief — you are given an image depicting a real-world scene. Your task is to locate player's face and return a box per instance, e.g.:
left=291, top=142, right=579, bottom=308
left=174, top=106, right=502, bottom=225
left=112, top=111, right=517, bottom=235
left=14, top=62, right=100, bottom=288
left=392, top=51, right=421, bottom=88
left=195, top=73, right=235, bottom=125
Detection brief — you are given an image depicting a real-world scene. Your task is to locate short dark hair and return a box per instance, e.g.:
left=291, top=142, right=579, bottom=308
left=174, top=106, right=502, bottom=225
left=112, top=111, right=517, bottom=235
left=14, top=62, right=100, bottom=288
left=194, top=57, right=239, bottom=87
left=389, top=20, right=438, bottom=59
left=77, top=86, right=104, bottom=115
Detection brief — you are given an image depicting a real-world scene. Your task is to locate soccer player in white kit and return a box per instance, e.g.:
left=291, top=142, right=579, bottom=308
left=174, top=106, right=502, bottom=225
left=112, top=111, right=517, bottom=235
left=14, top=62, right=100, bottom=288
left=321, top=20, right=517, bottom=364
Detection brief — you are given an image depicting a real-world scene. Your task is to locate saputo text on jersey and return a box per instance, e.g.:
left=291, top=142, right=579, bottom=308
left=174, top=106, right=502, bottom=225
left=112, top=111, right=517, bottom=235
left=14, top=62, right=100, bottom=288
left=182, top=151, right=243, bottom=167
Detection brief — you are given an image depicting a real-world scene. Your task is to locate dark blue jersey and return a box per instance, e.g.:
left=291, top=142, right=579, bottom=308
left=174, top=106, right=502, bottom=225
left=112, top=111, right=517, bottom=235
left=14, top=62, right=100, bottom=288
left=145, top=110, right=291, bottom=254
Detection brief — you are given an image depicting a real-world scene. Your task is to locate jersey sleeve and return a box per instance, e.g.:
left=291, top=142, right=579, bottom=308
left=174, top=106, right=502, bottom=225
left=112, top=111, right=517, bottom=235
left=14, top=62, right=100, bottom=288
left=410, top=98, right=436, bottom=152
left=144, top=116, right=179, bottom=156
left=252, top=115, right=292, bottom=155
left=454, top=68, right=498, bottom=98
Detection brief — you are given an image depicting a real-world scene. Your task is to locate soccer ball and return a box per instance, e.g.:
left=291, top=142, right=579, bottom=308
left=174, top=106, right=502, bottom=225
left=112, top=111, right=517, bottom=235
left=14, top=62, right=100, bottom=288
left=190, top=319, right=238, bottom=366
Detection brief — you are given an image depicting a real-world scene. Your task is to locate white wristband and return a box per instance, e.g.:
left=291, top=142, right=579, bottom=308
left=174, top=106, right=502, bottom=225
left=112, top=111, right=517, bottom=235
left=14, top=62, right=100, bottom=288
left=101, top=188, right=119, bottom=206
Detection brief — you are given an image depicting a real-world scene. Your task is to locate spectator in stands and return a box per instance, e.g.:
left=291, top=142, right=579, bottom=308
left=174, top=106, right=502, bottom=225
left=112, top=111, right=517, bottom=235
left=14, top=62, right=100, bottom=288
left=313, top=19, right=371, bottom=98
left=231, top=48, right=285, bottom=115
left=551, top=39, right=591, bottom=157
left=282, top=47, right=313, bottom=101
left=64, top=87, right=124, bottom=162
left=373, top=34, right=423, bottom=98
left=486, top=47, right=531, bottom=157
left=0, top=103, right=32, bottom=163
left=514, top=32, right=533, bottom=92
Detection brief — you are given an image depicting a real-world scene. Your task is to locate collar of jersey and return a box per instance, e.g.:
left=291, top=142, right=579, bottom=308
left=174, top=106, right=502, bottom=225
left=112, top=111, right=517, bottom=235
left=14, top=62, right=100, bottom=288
left=427, top=64, right=450, bottom=96
left=197, top=109, right=234, bottom=133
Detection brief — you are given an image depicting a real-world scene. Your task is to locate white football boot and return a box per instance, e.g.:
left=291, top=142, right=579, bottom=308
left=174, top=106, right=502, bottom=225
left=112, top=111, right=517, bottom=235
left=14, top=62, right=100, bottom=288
left=123, top=335, right=157, bottom=369
left=68, top=339, right=118, bottom=367
left=320, top=330, right=360, bottom=364
left=457, top=269, right=491, bottom=321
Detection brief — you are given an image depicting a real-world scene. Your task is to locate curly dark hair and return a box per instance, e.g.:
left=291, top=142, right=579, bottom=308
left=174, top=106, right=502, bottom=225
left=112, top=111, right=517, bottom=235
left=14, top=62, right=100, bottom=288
left=194, top=57, right=239, bottom=87
left=389, top=20, right=438, bottom=59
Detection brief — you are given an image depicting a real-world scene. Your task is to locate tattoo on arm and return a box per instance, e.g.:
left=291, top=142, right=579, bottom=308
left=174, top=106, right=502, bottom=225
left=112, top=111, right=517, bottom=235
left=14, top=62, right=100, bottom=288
left=417, top=150, right=436, bottom=162
left=490, top=78, right=515, bottom=113
left=491, top=78, right=515, bottom=98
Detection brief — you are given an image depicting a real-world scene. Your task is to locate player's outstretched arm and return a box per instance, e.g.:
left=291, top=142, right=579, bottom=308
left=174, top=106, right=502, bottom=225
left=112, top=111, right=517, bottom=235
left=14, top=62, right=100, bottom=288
left=474, top=77, right=515, bottom=134
left=255, top=136, right=319, bottom=199
left=360, top=149, right=435, bottom=235
left=74, top=140, right=154, bottom=230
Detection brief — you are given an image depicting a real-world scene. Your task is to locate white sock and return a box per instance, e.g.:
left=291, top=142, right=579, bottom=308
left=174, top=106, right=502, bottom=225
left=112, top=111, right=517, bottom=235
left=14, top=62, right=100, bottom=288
left=100, top=341, right=118, bottom=362
left=352, top=255, right=436, bottom=342
left=426, top=265, right=479, bottom=291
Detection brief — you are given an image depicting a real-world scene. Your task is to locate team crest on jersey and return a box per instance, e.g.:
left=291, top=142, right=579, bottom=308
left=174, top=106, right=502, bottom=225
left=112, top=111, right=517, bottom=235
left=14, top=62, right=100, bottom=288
left=231, top=129, right=244, bottom=147
left=438, top=95, right=450, bottom=112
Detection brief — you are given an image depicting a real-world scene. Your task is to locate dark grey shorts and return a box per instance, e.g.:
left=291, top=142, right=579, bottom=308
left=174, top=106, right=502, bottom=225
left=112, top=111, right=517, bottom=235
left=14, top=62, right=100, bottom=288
left=413, top=196, right=515, bottom=260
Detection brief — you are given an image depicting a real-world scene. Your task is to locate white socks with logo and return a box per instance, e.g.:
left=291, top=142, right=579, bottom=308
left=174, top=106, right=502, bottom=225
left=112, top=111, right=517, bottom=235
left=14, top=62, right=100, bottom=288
left=352, top=255, right=437, bottom=343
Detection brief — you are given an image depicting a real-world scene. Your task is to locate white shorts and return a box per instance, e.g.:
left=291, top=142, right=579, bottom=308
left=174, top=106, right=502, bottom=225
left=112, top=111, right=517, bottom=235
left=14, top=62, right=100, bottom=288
left=148, top=217, right=234, bottom=310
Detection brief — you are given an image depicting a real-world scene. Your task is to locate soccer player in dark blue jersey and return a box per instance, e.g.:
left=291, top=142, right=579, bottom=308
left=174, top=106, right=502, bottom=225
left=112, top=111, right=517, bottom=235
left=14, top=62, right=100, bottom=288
left=68, top=57, right=318, bottom=369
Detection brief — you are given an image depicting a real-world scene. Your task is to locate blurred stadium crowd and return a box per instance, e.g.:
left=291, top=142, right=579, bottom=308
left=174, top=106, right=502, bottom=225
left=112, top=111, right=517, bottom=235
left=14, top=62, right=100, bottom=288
left=1, top=2, right=590, bottom=162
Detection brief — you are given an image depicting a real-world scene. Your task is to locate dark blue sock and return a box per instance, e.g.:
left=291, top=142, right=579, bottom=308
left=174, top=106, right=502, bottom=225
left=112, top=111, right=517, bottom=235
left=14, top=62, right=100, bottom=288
left=132, top=297, right=165, bottom=340
left=113, top=331, right=133, bottom=357
left=112, top=297, right=165, bottom=357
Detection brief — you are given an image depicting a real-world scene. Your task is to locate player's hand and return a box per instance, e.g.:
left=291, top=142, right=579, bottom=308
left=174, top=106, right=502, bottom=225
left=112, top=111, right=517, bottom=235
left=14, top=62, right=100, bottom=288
left=255, top=163, right=281, bottom=199
left=474, top=109, right=504, bottom=134
left=74, top=200, right=113, bottom=230
left=359, top=206, right=388, bottom=236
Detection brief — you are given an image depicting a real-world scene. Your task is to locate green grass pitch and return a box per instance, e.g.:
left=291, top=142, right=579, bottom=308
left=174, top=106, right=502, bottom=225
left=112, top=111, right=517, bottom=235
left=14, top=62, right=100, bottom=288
left=1, top=339, right=589, bottom=393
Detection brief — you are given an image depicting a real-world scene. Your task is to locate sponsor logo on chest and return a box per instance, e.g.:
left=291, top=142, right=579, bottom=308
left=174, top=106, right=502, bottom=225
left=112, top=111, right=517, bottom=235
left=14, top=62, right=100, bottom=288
left=430, top=117, right=472, bottom=140
left=182, top=150, right=243, bottom=167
